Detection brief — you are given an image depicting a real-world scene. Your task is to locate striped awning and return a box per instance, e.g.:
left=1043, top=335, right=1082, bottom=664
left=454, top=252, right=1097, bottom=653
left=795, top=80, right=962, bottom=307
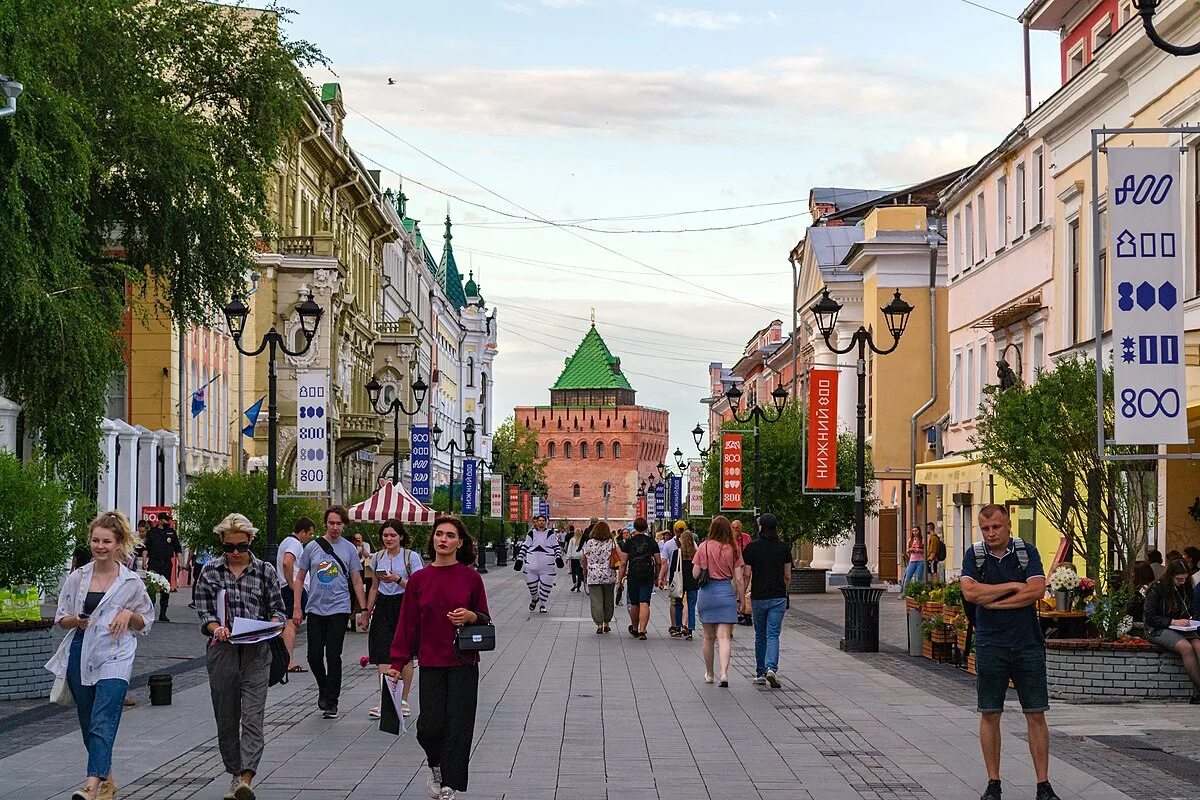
left=348, top=480, right=438, bottom=525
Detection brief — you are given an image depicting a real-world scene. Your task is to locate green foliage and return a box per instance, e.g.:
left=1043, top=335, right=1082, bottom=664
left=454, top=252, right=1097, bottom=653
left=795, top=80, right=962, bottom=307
left=0, top=0, right=324, bottom=494
left=0, top=453, right=72, bottom=587
left=700, top=402, right=874, bottom=546
left=902, top=579, right=928, bottom=600
left=176, top=471, right=324, bottom=557
left=942, top=580, right=963, bottom=607
left=1089, top=584, right=1134, bottom=642
left=972, top=357, right=1154, bottom=589
left=491, top=415, right=547, bottom=490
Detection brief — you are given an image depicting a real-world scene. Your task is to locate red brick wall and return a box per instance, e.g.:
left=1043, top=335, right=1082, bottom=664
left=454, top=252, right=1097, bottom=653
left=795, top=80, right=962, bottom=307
left=515, top=404, right=669, bottom=524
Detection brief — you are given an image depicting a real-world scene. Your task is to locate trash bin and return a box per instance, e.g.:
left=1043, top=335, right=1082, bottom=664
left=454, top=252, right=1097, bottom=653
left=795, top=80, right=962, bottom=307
left=908, top=608, right=923, bottom=657
left=148, top=674, right=172, bottom=706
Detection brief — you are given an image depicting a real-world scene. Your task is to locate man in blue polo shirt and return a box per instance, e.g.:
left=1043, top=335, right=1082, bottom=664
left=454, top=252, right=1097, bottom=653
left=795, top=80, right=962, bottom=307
left=961, top=504, right=1059, bottom=800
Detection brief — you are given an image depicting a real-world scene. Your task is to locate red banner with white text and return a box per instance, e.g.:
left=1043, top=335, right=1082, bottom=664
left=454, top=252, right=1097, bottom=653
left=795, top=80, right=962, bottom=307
left=508, top=485, right=520, bottom=522
left=720, top=433, right=743, bottom=510
left=521, top=491, right=532, bottom=523
left=636, top=494, right=647, bottom=519
left=806, top=369, right=839, bottom=489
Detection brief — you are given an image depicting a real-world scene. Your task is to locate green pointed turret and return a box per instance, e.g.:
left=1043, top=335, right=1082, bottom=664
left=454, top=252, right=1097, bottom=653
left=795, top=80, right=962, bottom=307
left=439, top=215, right=468, bottom=310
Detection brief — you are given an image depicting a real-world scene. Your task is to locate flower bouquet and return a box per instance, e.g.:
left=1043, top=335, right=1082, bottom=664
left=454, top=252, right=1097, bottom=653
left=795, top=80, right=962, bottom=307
left=1048, top=565, right=1080, bottom=611
left=137, top=569, right=170, bottom=599
left=1075, top=577, right=1096, bottom=611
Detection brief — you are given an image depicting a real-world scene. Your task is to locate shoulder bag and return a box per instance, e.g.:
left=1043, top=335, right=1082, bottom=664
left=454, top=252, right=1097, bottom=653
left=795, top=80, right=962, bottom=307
left=669, top=550, right=684, bottom=598
left=695, top=541, right=711, bottom=588
left=454, top=611, right=496, bottom=662
left=315, top=537, right=357, bottom=611
left=259, top=572, right=289, bottom=687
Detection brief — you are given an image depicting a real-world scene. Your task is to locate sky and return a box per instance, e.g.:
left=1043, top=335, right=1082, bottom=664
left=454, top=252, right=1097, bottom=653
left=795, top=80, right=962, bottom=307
left=278, top=0, right=1061, bottom=453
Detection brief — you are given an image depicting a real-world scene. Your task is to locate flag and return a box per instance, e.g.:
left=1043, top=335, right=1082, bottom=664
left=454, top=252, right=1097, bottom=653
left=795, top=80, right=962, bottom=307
left=190, top=387, right=206, bottom=418
left=242, top=396, right=265, bottom=437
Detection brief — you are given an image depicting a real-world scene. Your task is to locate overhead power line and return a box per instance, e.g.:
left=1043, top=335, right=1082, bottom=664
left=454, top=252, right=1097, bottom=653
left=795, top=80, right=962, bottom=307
left=956, top=0, right=1017, bottom=20
left=455, top=210, right=811, bottom=234
left=459, top=245, right=788, bottom=279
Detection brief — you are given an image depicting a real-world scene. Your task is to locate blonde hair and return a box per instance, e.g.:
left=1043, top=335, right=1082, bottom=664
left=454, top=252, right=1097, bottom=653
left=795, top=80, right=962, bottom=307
left=89, top=510, right=134, bottom=564
left=214, top=513, right=258, bottom=540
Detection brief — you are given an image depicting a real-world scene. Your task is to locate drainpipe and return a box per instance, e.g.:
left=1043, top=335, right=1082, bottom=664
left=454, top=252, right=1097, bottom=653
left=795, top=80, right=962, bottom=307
left=789, top=252, right=799, bottom=402
left=909, top=228, right=941, bottom=557
left=1023, top=21, right=1033, bottom=118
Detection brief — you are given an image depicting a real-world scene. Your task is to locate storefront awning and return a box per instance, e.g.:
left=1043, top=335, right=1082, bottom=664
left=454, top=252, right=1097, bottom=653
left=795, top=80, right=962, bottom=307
left=915, top=454, right=985, bottom=485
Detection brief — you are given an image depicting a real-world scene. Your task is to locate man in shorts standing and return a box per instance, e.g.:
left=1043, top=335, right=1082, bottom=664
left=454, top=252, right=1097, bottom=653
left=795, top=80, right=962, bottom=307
left=618, top=518, right=660, bottom=640
left=960, top=504, right=1060, bottom=800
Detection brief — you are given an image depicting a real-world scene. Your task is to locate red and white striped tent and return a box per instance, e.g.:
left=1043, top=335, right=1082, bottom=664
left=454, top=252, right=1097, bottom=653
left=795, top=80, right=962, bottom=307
left=347, top=480, right=438, bottom=525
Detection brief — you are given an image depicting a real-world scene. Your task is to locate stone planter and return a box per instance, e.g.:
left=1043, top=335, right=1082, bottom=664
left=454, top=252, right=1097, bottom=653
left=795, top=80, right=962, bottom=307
left=1045, top=639, right=1194, bottom=702
left=789, top=567, right=828, bottom=594
left=0, top=618, right=55, bottom=701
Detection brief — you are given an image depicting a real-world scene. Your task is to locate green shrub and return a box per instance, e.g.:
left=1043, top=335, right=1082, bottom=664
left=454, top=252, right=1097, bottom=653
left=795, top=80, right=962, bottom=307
left=901, top=579, right=927, bottom=600
left=0, top=453, right=72, bottom=587
left=177, top=471, right=324, bottom=557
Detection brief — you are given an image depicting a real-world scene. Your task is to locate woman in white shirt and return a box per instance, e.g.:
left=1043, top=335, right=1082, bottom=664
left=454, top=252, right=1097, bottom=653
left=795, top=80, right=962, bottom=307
left=564, top=527, right=586, bottom=592
left=363, top=519, right=423, bottom=719
left=47, top=511, right=154, bottom=800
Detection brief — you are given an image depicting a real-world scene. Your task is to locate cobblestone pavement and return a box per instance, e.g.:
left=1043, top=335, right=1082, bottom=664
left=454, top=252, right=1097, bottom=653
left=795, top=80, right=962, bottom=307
left=0, top=575, right=1188, bottom=799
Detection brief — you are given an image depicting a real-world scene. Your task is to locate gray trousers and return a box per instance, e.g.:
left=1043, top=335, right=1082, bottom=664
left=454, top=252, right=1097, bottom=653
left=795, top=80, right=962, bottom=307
left=589, top=583, right=615, bottom=624
left=207, top=640, right=271, bottom=776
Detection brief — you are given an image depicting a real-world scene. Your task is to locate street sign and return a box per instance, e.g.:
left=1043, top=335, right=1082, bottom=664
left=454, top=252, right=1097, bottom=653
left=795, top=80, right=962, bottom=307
left=688, top=461, right=704, bottom=516
left=637, top=494, right=647, bottom=519
left=720, top=433, right=743, bottom=510
left=654, top=482, right=665, bottom=522
left=1108, top=147, right=1188, bottom=444
left=669, top=475, right=682, bottom=520
left=296, top=372, right=328, bottom=493
left=507, top=484, right=519, bottom=521
left=806, top=369, right=839, bottom=488
left=521, top=490, right=532, bottom=523
left=462, top=459, right=478, bottom=515
left=490, top=479, right=503, bottom=518
left=410, top=425, right=432, bottom=501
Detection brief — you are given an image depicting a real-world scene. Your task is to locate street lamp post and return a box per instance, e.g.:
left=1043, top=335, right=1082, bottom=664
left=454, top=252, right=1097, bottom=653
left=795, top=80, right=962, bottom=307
left=692, top=424, right=711, bottom=459
left=725, top=383, right=789, bottom=519
left=432, top=417, right=474, bottom=515
left=458, top=418, right=489, bottom=574
left=0, top=75, right=23, bottom=120
left=809, top=287, right=913, bottom=652
left=365, top=374, right=428, bottom=484
left=1133, top=0, right=1200, bottom=56
left=673, top=447, right=687, bottom=474
left=223, top=293, right=324, bottom=563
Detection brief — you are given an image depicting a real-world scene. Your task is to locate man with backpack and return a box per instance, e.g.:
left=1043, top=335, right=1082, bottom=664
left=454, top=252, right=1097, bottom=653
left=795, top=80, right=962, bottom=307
left=961, top=504, right=1060, bottom=800
left=926, top=522, right=946, bottom=581
left=618, top=517, right=660, bottom=640
left=290, top=506, right=368, bottom=719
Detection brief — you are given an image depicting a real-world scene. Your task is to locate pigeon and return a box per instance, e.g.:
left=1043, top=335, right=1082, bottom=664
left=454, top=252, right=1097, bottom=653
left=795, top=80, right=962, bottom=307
left=387, top=78, right=396, bottom=85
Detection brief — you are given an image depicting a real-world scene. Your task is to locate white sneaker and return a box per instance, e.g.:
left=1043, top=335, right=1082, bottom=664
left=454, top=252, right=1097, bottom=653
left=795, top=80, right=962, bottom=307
left=765, top=669, right=780, bottom=688
left=439, top=788, right=457, bottom=800
left=538, top=606, right=548, bottom=613
left=426, top=767, right=442, bottom=799
left=752, top=676, right=767, bottom=685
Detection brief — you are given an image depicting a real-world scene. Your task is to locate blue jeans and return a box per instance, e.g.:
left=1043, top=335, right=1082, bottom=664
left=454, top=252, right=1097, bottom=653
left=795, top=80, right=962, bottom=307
left=672, top=589, right=698, bottom=630
left=67, top=633, right=128, bottom=779
left=751, top=598, right=787, bottom=675
left=900, top=560, right=925, bottom=589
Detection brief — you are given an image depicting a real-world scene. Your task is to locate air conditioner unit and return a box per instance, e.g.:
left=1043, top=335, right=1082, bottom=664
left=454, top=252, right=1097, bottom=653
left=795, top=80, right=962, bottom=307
left=952, top=492, right=974, bottom=507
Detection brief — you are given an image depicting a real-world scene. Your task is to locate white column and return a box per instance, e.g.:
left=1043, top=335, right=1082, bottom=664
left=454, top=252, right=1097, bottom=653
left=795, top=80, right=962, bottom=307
left=0, top=396, right=20, bottom=454
left=158, top=431, right=179, bottom=507
left=810, top=545, right=835, bottom=570
left=97, top=419, right=119, bottom=511
left=115, top=421, right=141, bottom=520
left=137, top=428, right=160, bottom=512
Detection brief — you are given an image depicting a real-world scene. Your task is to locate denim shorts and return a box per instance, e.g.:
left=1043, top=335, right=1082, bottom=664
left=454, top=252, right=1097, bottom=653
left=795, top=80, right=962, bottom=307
left=975, top=644, right=1049, bottom=714
left=626, top=581, right=653, bottom=605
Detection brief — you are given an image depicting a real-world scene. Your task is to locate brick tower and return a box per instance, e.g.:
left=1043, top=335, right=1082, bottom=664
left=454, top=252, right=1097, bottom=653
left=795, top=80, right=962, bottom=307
left=514, top=323, right=668, bottom=527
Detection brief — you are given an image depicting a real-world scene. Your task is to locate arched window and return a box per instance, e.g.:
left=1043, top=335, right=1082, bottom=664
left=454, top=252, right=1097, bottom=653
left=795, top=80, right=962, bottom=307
left=579, top=441, right=588, bottom=459
left=612, top=441, right=621, bottom=459
left=547, top=441, right=556, bottom=458
left=572, top=483, right=581, bottom=498
left=564, top=441, right=572, bottom=459
left=467, top=356, right=475, bottom=387
left=595, top=441, right=604, bottom=459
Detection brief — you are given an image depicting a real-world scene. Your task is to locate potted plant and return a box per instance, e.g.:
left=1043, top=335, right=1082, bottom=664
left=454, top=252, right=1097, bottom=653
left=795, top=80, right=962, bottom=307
left=921, top=586, right=945, bottom=619
left=942, top=580, right=964, bottom=619
left=902, top=579, right=927, bottom=611
left=1048, top=565, right=1081, bottom=611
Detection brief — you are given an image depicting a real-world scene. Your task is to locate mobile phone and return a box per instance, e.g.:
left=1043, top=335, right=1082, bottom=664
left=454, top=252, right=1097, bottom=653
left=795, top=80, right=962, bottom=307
left=78, top=612, right=89, bottom=620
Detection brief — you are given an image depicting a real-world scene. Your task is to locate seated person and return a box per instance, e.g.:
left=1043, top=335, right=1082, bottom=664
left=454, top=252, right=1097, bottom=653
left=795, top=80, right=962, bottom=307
left=1143, top=559, right=1200, bottom=703
left=1126, top=561, right=1156, bottom=627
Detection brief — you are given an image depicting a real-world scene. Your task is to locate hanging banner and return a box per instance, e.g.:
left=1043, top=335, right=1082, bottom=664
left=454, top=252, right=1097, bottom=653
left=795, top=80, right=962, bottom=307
left=521, top=490, right=532, bottom=522
left=670, top=475, right=683, bottom=520
left=461, top=459, right=478, bottom=515
left=654, top=482, right=666, bottom=523
left=688, top=462, right=704, bottom=516
left=507, top=484, right=519, bottom=522
left=410, top=425, right=432, bottom=501
left=296, top=372, right=328, bottom=493
left=720, top=433, right=743, bottom=510
left=1108, top=147, right=1188, bottom=444
left=806, top=369, right=839, bottom=488
left=637, top=494, right=648, bottom=519
left=490, top=479, right=504, bottom=518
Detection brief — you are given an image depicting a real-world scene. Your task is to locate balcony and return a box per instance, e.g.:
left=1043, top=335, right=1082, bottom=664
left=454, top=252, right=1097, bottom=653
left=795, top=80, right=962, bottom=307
left=335, top=412, right=383, bottom=458
left=259, top=233, right=337, bottom=258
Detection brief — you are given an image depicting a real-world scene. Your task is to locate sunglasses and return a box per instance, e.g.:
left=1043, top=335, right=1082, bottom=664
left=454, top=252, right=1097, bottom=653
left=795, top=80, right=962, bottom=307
left=222, top=542, right=252, bottom=553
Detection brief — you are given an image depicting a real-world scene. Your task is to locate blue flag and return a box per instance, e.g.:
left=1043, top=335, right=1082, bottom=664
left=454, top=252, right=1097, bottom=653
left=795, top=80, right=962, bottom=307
left=242, top=396, right=265, bottom=437
left=190, top=387, right=206, bottom=418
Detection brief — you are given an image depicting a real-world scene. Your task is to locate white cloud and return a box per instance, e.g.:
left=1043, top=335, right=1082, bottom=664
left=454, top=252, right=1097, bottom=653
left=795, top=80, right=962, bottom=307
left=654, top=9, right=746, bottom=30
left=496, top=1, right=533, bottom=13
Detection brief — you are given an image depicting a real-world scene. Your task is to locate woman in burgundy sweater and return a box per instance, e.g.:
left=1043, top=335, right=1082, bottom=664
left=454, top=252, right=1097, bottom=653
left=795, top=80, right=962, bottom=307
left=389, top=516, right=490, bottom=800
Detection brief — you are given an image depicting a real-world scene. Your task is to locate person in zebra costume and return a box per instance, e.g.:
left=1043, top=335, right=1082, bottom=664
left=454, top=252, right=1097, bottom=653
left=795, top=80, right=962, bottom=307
left=513, top=515, right=563, bottom=613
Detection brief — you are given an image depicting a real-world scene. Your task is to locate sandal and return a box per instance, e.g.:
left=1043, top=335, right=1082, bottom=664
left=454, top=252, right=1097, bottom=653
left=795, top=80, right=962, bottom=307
left=597, top=625, right=604, bottom=634
left=401, top=700, right=411, bottom=717
left=368, top=706, right=381, bottom=719
left=288, top=665, right=308, bottom=673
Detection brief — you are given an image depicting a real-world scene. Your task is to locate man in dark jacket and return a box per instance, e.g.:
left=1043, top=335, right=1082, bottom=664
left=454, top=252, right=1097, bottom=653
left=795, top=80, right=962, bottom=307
left=145, top=512, right=181, bottom=622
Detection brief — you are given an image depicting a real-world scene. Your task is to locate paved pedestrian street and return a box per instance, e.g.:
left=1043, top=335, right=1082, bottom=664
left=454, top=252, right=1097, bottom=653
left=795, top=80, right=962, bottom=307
left=3, top=575, right=1200, bottom=800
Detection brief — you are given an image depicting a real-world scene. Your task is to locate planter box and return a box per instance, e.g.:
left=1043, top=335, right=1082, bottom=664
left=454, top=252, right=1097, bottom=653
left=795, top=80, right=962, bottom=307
left=921, top=640, right=933, bottom=660
left=0, top=619, right=55, bottom=701
left=789, top=567, right=828, bottom=595
left=1045, top=639, right=1193, bottom=703
left=942, top=603, right=963, bottom=621
left=905, top=597, right=920, bottom=611
left=931, top=626, right=954, bottom=644
left=921, top=601, right=943, bottom=619
left=967, top=653, right=976, bottom=675
left=956, top=629, right=968, bottom=650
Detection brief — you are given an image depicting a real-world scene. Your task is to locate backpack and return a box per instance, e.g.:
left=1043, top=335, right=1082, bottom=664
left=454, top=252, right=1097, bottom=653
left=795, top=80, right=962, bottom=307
left=626, top=537, right=656, bottom=583
left=962, top=538, right=1029, bottom=630
left=935, top=538, right=947, bottom=562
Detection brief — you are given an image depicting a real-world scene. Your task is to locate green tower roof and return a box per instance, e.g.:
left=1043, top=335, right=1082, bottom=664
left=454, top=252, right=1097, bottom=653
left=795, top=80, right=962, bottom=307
left=439, top=215, right=468, bottom=311
left=464, top=270, right=478, bottom=298
left=552, top=325, right=634, bottom=391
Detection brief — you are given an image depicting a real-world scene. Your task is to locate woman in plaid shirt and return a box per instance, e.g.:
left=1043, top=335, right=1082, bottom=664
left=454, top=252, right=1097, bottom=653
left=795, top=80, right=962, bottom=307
left=194, top=514, right=286, bottom=800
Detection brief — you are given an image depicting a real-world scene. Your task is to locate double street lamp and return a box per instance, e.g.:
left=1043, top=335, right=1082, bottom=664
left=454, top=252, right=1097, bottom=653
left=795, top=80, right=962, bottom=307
left=1133, top=0, right=1200, bottom=56
left=365, top=374, right=428, bottom=484
left=432, top=417, right=474, bottom=515
left=725, top=382, right=788, bottom=519
left=224, top=292, right=324, bottom=563
left=809, top=286, right=913, bottom=652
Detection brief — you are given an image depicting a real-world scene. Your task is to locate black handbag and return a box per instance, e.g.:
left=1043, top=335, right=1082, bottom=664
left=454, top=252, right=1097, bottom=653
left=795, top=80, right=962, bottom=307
left=454, top=612, right=495, bottom=661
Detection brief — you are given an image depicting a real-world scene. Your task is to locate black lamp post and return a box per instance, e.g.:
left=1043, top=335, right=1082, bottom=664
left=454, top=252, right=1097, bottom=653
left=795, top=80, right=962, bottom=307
left=692, top=424, right=710, bottom=458
left=1133, top=1, right=1200, bottom=56
left=365, top=374, right=428, bottom=484
left=673, top=447, right=687, bottom=473
left=809, top=287, right=913, bottom=653
left=726, top=381, right=788, bottom=519
left=224, top=292, right=323, bottom=563
left=458, top=417, right=489, bottom=573
left=432, top=417, right=474, bottom=515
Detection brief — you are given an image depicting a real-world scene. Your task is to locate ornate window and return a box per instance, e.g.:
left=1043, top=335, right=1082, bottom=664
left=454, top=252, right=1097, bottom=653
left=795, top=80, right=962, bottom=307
left=547, top=441, right=556, bottom=458
left=580, top=441, right=589, bottom=459
left=564, top=441, right=572, bottom=459
left=595, top=441, right=604, bottom=459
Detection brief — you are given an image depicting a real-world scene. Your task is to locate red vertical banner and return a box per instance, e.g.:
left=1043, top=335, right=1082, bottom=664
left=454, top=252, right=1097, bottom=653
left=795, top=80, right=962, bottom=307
left=636, top=494, right=647, bottom=519
left=720, top=433, right=743, bottom=511
left=508, top=485, right=520, bottom=522
left=521, top=491, right=532, bottom=523
left=806, top=369, right=839, bottom=489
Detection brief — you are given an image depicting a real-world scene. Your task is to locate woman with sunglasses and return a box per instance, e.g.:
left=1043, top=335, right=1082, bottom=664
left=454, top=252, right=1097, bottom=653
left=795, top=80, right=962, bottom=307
left=194, top=513, right=287, bottom=800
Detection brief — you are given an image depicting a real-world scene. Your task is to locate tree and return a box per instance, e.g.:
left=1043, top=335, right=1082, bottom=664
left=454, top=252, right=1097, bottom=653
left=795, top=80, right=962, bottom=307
left=0, top=0, right=323, bottom=493
left=176, top=471, right=324, bottom=558
left=701, top=403, right=873, bottom=547
left=490, top=415, right=548, bottom=490
left=0, top=453, right=72, bottom=588
left=972, top=357, right=1153, bottom=587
